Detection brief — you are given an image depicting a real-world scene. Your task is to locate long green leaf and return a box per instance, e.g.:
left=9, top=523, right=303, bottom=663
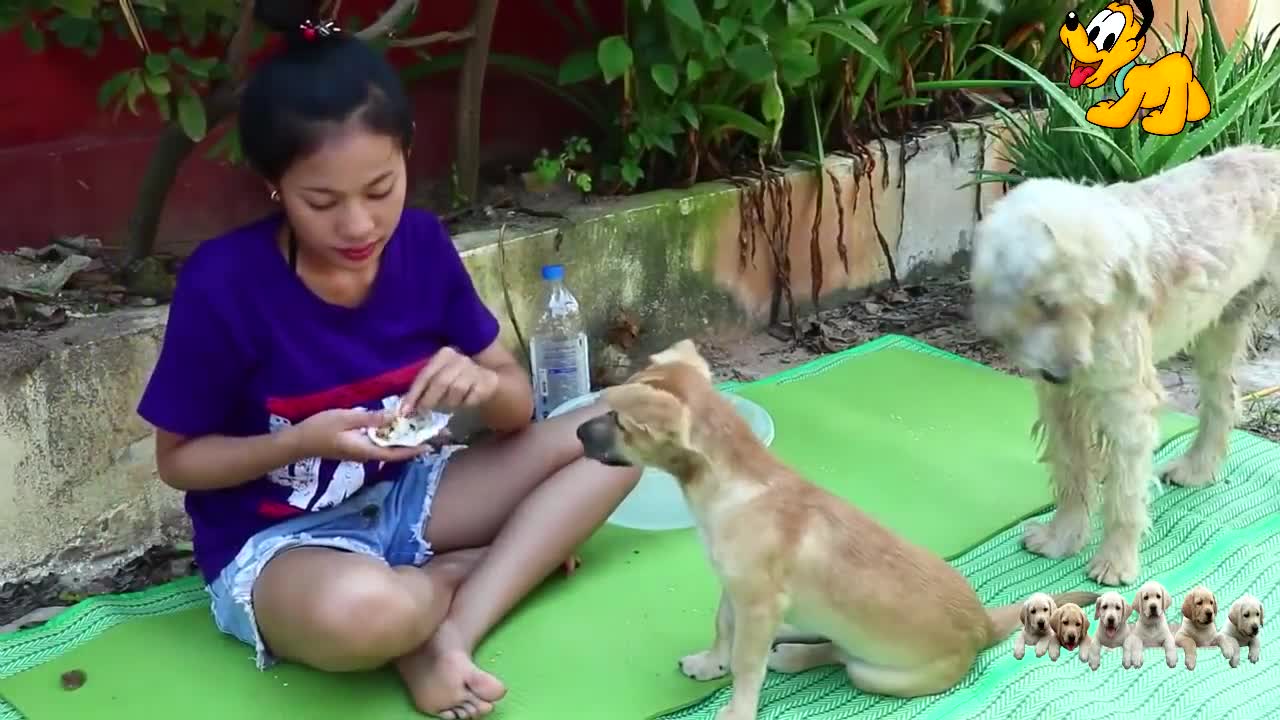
left=699, top=103, right=772, bottom=140
left=979, top=44, right=1095, bottom=130
left=806, top=19, right=892, bottom=72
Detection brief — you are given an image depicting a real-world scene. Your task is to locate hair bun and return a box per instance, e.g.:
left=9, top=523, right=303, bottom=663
left=255, top=0, right=328, bottom=43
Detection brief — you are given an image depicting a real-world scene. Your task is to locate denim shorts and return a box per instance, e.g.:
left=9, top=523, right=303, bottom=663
left=205, top=446, right=458, bottom=669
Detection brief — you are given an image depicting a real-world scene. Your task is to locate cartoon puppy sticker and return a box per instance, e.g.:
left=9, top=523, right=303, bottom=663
left=1059, top=0, right=1210, bottom=135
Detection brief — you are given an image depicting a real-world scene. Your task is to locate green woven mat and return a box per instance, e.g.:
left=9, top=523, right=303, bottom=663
left=2, top=335, right=1277, bottom=720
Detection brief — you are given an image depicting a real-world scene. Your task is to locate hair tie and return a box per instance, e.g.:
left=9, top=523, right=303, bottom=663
left=299, top=19, right=340, bottom=41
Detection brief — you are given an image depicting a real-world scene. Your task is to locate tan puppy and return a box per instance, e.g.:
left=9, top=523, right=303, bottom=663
left=1082, top=591, right=1133, bottom=670
left=1172, top=586, right=1226, bottom=670
left=1123, top=580, right=1178, bottom=669
left=575, top=339, right=1099, bottom=720
left=970, top=146, right=1280, bottom=586
left=1014, top=593, right=1059, bottom=660
left=1223, top=594, right=1265, bottom=667
left=1048, top=603, right=1094, bottom=666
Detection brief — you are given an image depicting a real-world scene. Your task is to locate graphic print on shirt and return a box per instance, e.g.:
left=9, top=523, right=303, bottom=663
left=265, top=413, right=325, bottom=508
left=261, top=358, right=429, bottom=517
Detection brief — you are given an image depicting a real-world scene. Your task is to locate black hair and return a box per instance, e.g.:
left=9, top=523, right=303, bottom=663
left=237, top=0, right=414, bottom=182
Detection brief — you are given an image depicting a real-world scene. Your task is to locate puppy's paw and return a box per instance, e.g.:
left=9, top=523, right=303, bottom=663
left=1086, top=544, right=1139, bottom=586
left=1159, top=455, right=1219, bottom=488
left=1048, top=644, right=1061, bottom=662
left=679, top=651, right=728, bottom=681
left=1023, top=517, right=1089, bottom=559
left=1013, top=645, right=1025, bottom=660
left=1250, top=648, right=1260, bottom=664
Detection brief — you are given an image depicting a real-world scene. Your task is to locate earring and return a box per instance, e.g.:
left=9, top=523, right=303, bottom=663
left=270, top=189, right=280, bottom=202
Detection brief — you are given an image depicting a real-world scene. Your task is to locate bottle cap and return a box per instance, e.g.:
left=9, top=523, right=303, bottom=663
left=541, top=264, right=565, bottom=281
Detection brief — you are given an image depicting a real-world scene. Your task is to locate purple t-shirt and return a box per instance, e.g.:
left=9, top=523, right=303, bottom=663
left=137, top=208, right=500, bottom=583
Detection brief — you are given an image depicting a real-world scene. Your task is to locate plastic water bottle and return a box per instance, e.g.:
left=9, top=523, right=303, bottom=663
left=530, top=264, right=591, bottom=419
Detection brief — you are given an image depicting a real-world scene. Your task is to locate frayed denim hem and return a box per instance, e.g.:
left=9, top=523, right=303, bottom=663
left=408, top=444, right=459, bottom=567
left=224, top=535, right=381, bottom=669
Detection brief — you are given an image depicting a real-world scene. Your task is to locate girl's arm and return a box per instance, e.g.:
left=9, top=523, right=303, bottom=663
left=154, top=427, right=307, bottom=492
left=471, top=340, right=535, bottom=433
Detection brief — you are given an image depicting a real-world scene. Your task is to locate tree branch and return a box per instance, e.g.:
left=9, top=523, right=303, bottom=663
left=389, top=28, right=474, bottom=48
left=356, top=0, right=418, bottom=39
left=455, top=0, right=500, bottom=203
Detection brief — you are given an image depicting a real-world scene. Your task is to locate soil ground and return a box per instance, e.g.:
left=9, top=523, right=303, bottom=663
left=5, top=273, right=1280, bottom=631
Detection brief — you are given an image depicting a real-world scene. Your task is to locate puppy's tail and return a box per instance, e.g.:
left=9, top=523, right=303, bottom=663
left=982, top=591, right=1101, bottom=649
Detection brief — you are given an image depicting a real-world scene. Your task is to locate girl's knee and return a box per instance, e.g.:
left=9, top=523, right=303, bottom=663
left=296, top=577, right=429, bottom=670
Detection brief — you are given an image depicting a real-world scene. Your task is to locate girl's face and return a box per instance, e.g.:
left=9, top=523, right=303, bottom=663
left=272, top=125, right=407, bottom=271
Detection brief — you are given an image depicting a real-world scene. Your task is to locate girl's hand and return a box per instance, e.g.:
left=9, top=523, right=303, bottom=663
left=293, top=408, right=430, bottom=463
left=400, top=346, right=500, bottom=416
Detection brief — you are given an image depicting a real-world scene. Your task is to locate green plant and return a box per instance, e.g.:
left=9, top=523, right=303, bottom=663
left=531, top=135, right=594, bottom=193
left=975, top=0, right=1280, bottom=187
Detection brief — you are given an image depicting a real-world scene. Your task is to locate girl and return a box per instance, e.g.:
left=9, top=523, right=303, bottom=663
left=135, top=4, right=639, bottom=718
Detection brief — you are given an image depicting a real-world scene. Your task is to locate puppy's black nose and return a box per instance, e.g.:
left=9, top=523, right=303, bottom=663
left=1064, top=11, right=1079, bottom=31
left=576, top=413, right=615, bottom=453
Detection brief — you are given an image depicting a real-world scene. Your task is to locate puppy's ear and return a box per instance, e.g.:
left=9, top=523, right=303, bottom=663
left=649, top=339, right=711, bottom=380
left=1047, top=596, right=1059, bottom=616
left=1020, top=600, right=1029, bottom=626
left=1132, top=590, right=1142, bottom=613
left=1229, top=600, right=1242, bottom=629
left=1094, top=601, right=1103, bottom=620
left=1123, top=599, right=1134, bottom=620
left=1162, top=588, right=1172, bottom=612
left=1080, top=611, right=1090, bottom=634
left=1181, top=593, right=1195, bottom=621
left=1260, top=603, right=1265, bottom=628
left=1050, top=607, right=1064, bottom=637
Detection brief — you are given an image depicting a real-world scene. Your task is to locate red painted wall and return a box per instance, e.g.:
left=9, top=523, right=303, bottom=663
left=0, top=1, right=621, bottom=254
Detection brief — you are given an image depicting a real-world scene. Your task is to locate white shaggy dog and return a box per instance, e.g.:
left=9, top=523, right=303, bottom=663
left=970, top=146, right=1280, bottom=585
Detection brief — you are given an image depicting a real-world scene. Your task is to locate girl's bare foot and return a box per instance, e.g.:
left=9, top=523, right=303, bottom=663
left=398, top=621, right=505, bottom=719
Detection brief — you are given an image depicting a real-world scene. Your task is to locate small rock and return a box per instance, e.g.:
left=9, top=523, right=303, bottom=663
left=60, top=670, right=86, bottom=691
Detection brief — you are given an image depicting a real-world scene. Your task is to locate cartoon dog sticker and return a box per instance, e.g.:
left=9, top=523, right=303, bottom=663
left=1060, top=0, right=1210, bottom=135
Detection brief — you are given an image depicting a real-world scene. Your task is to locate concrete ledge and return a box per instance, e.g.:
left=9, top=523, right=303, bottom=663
left=0, top=309, right=190, bottom=587
left=0, top=114, right=1025, bottom=585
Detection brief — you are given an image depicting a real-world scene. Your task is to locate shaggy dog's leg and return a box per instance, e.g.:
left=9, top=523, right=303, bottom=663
left=1024, top=384, right=1094, bottom=558
left=1161, top=290, right=1261, bottom=488
left=1087, top=386, right=1160, bottom=586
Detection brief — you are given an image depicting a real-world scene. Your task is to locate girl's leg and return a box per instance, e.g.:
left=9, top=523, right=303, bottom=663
left=402, top=401, right=641, bottom=718
left=252, top=546, right=484, bottom=672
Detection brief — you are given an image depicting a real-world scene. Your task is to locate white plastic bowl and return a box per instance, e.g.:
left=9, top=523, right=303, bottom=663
left=549, top=389, right=775, bottom=531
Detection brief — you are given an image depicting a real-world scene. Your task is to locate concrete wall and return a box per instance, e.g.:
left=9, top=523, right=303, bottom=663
left=0, top=117, right=1017, bottom=586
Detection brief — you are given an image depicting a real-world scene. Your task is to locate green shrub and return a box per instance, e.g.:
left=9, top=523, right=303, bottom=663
left=403, top=0, right=1096, bottom=195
